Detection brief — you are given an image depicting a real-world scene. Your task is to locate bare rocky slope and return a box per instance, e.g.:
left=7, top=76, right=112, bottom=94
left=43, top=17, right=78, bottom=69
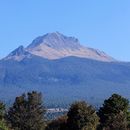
left=5, top=32, right=115, bottom=62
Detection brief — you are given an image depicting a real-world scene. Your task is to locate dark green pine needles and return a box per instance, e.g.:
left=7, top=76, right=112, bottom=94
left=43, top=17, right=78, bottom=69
left=6, top=91, right=46, bottom=130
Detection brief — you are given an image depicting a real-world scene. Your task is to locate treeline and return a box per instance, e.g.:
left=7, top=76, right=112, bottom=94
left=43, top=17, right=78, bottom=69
left=0, top=91, right=130, bottom=130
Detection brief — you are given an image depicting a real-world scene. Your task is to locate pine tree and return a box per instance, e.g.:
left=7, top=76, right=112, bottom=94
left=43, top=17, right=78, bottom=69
left=127, top=106, right=130, bottom=129
left=67, top=101, right=99, bottom=130
left=0, top=102, right=5, bottom=121
left=6, top=91, right=46, bottom=130
left=0, top=101, right=8, bottom=130
left=98, top=94, right=129, bottom=130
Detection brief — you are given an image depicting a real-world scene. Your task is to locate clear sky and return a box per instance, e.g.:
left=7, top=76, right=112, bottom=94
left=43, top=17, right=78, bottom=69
left=0, top=0, right=130, bottom=61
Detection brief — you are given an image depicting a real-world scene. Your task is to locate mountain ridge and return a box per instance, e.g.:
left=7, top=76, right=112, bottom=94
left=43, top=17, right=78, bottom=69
left=4, top=32, right=115, bottom=62
left=0, top=32, right=129, bottom=107
left=4, top=46, right=33, bottom=61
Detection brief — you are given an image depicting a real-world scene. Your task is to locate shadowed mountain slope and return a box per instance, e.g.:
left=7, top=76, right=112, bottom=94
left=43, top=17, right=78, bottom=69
left=0, top=32, right=129, bottom=107
left=0, top=56, right=130, bottom=106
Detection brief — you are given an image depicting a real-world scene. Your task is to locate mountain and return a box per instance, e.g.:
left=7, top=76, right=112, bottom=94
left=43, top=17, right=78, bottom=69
left=27, top=32, right=115, bottom=61
left=4, top=46, right=33, bottom=61
left=0, top=56, right=130, bottom=107
left=0, top=32, right=129, bottom=107
left=5, top=32, right=115, bottom=62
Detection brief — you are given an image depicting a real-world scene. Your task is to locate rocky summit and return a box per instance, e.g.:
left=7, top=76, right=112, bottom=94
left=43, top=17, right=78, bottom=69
left=5, top=32, right=115, bottom=62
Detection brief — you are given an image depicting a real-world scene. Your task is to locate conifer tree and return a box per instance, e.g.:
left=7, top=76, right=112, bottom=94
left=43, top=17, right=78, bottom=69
left=0, top=101, right=8, bottom=130
left=6, top=91, right=46, bottom=130
left=67, top=101, right=99, bottom=130
left=98, top=94, right=129, bottom=130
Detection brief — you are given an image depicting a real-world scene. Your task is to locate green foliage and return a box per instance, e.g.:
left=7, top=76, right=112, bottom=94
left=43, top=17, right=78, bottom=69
left=0, top=90, right=129, bottom=130
left=6, top=91, right=46, bottom=130
left=46, top=115, right=67, bottom=130
left=98, top=93, right=129, bottom=130
left=127, top=106, right=130, bottom=129
left=67, top=101, right=99, bottom=130
left=0, top=102, right=5, bottom=121
left=0, top=101, right=9, bottom=130
left=0, top=121, right=9, bottom=130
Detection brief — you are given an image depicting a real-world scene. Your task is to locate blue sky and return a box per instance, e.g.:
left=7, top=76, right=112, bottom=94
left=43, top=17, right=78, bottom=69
left=0, top=0, right=130, bottom=61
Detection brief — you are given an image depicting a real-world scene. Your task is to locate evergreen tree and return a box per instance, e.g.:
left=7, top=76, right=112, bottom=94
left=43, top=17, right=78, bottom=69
left=127, top=106, right=130, bottom=129
left=0, top=102, right=5, bottom=121
left=6, top=91, right=46, bottom=130
left=67, top=101, right=99, bottom=130
left=98, top=94, right=129, bottom=130
left=0, top=101, right=8, bottom=130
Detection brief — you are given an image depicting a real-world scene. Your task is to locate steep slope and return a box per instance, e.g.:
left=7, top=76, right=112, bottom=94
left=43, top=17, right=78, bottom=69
left=0, top=56, right=130, bottom=106
left=4, top=46, right=33, bottom=61
left=1, top=32, right=129, bottom=107
left=26, top=32, right=115, bottom=62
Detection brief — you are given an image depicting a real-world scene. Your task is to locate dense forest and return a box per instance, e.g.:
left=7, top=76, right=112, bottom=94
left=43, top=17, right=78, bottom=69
left=0, top=91, right=130, bottom=130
